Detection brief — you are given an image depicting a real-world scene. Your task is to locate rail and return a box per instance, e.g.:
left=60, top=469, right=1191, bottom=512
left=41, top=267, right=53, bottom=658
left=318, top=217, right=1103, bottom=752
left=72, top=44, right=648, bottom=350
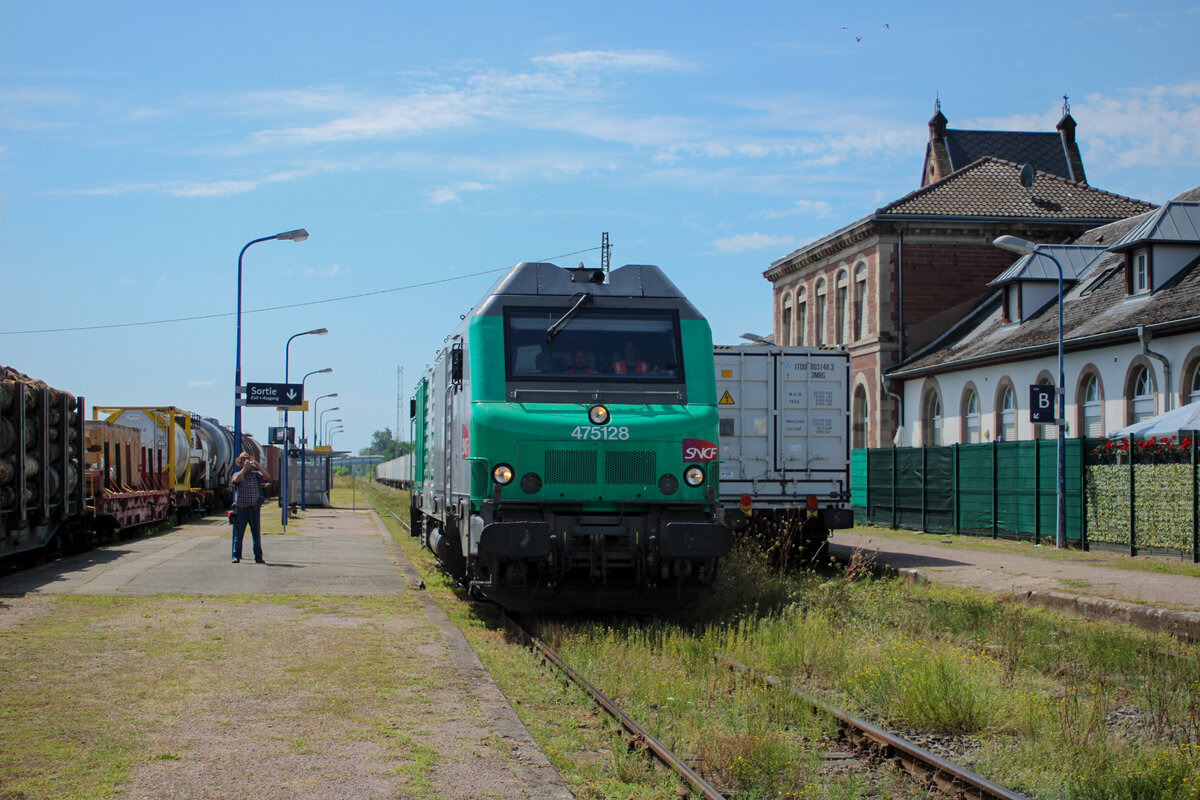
left=502, top=613, right=727, bottom=800
left=716, top=653, right=1030, bottom=800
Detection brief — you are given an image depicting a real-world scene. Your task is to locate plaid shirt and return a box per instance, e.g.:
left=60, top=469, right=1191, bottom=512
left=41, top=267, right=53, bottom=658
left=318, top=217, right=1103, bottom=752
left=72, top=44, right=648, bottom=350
left=233, top=469, right=264, bottom=508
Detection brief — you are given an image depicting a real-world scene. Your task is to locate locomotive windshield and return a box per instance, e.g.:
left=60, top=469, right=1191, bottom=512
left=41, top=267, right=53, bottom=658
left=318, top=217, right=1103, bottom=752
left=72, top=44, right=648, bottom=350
left=505, top=307, right=684, bottom=382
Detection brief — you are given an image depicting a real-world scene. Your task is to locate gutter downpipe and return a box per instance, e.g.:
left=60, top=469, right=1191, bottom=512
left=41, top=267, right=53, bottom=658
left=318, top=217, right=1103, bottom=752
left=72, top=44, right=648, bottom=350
left=1139, top=324, right=1173, bottom=412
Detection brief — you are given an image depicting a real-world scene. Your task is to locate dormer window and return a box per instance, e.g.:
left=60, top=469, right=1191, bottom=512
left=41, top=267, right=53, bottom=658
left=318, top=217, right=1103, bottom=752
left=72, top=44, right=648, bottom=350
left=1002, top=284, right=1022, bottom=324
left=1126, top=248, right=1151, bottom=295
left=1133, top=251, right=1149, bottom=293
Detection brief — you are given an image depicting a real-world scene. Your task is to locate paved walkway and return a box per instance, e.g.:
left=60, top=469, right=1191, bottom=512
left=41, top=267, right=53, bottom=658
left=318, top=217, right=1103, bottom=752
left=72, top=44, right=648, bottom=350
left=829, top=529, right=1200, bottom=642
left=0, top=508, right=574, bottom=800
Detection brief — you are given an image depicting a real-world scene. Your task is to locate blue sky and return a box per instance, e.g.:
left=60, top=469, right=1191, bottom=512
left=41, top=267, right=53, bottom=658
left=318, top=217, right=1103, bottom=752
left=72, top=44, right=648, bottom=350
left=2, top=1, right=1198, bottom=455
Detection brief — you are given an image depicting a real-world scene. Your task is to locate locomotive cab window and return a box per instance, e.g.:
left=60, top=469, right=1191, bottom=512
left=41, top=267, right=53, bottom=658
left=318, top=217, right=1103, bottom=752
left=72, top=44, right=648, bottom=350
left=505, top=307, right=684, bottom=383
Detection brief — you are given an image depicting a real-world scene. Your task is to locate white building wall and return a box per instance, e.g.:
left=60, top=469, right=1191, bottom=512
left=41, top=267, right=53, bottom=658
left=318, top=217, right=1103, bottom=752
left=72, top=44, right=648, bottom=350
left=901, top=331, right=1199, bottom=447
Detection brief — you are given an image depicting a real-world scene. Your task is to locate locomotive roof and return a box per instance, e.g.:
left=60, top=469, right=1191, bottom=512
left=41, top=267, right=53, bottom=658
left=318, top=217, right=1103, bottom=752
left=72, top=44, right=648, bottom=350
left=486, top=262, right=689, bottom=299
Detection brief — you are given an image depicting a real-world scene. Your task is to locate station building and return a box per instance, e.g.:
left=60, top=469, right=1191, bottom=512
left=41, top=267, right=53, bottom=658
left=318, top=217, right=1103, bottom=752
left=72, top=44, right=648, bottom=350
left=763, top=101, right=1156, bottom=448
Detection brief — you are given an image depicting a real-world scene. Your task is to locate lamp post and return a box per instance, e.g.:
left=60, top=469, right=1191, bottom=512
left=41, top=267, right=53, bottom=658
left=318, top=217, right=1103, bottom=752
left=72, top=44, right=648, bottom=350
left=281, top=329, right=328, bottom=526
left=233, top=229, right=309, bottom=450
left=328, top=427, right=344, bottom=452
left=324, top=418, right=342, bottom=446
left=299, top=369, right=332, bottom=511
left=313, top=393, right=337, bottom=448
left=319, top=409, right=340, bottom=446
left=994, top=234, right=1066, bottom=549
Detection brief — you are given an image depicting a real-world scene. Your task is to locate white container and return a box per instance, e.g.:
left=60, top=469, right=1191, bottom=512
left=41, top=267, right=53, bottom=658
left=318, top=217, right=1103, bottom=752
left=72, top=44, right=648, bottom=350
left=714, top=345, right=851, bottom=524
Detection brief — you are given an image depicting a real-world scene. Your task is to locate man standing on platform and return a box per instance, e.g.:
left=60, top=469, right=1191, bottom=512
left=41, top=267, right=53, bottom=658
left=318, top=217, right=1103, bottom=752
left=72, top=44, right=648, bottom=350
left=231, top=452, right=267, bottom=564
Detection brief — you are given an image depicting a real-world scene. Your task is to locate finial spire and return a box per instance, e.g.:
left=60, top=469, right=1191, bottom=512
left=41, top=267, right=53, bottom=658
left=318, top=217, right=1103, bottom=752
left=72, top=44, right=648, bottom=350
left=1062, top=94, right=1070, bottom=115
left=934, top=93, right=941, bottom=115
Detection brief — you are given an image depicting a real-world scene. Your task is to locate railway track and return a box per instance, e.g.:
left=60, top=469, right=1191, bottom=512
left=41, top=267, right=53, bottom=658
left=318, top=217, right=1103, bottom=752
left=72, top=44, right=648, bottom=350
left=717, top=654, right=1030, bottom=800
left=502, top=612, right=1030, bottom=800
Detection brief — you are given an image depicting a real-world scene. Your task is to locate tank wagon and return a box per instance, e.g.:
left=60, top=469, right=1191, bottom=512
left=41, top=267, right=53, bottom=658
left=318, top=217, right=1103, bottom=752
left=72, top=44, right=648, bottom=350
left=410, top=261, right=732, bottom=612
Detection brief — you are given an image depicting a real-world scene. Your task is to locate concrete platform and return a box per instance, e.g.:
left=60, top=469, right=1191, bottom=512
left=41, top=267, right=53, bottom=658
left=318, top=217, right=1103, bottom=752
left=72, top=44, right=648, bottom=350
left=0, top=507, right=575, bottom=800
left=830, top=529, right=1200, bottom=642
left=0, top=510, right=410, bottom=596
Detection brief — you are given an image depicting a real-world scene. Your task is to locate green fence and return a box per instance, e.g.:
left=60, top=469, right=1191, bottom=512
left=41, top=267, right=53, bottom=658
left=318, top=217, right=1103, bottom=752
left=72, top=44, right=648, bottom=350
left=851, top=436, right=1199, bottom=560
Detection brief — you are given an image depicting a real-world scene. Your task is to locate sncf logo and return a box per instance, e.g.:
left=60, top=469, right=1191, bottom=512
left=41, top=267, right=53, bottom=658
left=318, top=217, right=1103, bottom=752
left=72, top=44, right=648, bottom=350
left=682, top=438, right=718, bottom=462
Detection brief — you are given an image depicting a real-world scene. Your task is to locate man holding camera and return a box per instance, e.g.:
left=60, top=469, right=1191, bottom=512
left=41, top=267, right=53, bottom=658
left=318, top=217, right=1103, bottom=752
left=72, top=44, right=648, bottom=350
left=231, top=452, right=268, bottom=564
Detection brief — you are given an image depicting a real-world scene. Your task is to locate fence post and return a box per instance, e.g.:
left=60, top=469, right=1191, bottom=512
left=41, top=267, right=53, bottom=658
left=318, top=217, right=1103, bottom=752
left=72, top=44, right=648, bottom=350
left=891, top=445, right=898, bottom=530
left=953, top=443, right=960, bottom=535
left=1192, top=433, right=1197, bottom=564
left=921, top=445, right=928, bottom=532
left=1128, top=434, right=1137, bottom=557
left=1033, top=439, right=1042, bottom=546
left=1080, top=439, right=1090, bottom=552
left=992, top=438, right=999, bottom=539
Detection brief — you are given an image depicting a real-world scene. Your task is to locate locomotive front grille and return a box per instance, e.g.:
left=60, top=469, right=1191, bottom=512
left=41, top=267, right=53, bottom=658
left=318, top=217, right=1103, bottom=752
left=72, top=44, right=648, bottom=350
left=605, top=450, right=656, bottom=485
left=470, top=460, right=489, bottom=496
left=544, top=450, right=598, bottom=484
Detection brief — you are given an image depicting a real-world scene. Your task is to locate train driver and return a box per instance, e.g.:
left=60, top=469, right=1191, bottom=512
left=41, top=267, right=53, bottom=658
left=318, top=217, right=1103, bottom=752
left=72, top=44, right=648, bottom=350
left=611, top=339, right=649, bottom=374
left=568, top=348, right=597, bottom=374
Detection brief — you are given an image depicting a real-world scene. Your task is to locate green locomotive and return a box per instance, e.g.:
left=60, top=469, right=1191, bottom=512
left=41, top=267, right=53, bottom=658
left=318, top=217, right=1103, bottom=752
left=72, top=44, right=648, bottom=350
left=410, top=261, right=732, bottom=611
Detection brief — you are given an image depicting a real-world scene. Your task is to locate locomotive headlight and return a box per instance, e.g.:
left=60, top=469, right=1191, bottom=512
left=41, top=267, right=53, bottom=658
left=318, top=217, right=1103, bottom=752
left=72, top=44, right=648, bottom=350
left=683, top=465, right=706, bottom=487
left=492, top=464, right=514, bottom=485
left=588, top=404, right=610, bottom=425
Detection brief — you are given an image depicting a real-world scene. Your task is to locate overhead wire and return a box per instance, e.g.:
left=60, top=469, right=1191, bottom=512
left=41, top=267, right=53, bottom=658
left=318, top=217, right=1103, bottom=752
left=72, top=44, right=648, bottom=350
left=0, top=245, right=604, bottom=336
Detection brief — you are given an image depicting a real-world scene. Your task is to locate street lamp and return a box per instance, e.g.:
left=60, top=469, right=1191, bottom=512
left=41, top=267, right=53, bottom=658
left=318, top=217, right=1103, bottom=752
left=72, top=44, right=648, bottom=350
left=233, top=228, right=309, bottom=449
left=993, top=234, right=1066, bottom=549
left=324, top=418, right=342, bottom=447
left=280, top=328, right=328, bottom=526
left=313, top=394, right=337, bottom=446
left=328, top=427, right=344, bottom=451
left=299, top=368, right=332, bottom=511
left=319, top=409, right=340, bottom=445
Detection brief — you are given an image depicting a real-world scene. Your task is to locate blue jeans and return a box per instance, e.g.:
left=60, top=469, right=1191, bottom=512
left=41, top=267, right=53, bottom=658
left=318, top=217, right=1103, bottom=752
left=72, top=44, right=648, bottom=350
left=232, top=505, right=263, bottom=561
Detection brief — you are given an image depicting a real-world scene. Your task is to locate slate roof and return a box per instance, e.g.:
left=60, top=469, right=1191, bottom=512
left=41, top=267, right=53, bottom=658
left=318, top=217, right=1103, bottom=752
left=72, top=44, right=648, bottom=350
left=941, top=129, right=1074, bottom=181
left=891, top=245, right=1200, bottom=378
left=987, top=245, right=1107, bottom=285
left=766, top=159, right=1156, bottom=277
left=881, top=158, right=1156, bottom=220
left=1110, top=200, right=1200, bottom=251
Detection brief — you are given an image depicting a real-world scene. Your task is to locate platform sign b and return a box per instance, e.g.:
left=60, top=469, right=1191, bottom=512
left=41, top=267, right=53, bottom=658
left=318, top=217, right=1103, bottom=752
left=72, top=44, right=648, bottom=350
left=1029, top=385, right=1055, bottom=424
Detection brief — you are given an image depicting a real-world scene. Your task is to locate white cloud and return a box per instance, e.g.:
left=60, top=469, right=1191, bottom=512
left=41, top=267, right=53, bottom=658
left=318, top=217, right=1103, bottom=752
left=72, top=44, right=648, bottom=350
left=531, top=50, right=692, bottom=73
left=428, top=181, right=494, bottom=204
left=761, top=199, right=834, bottom=219
left=304, top=264, right=344, bottom=277
left=713, top=233, right=795, bottom=253
left=967, top=81, right=1200, bottom=170
left=188, top=379, right=215, bottom=388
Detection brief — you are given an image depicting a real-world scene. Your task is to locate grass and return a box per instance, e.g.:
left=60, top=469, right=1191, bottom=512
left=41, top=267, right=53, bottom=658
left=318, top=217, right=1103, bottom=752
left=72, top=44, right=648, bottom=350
left=363, top=480, right=1200, bottom=800
left=843, top=523, right=1200, bottom=580
left=0, top=591, right=473, bottom=800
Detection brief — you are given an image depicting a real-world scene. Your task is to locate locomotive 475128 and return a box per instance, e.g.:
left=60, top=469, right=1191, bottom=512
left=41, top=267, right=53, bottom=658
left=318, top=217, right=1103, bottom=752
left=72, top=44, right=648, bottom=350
left=409, top=261, right=732, bottom=611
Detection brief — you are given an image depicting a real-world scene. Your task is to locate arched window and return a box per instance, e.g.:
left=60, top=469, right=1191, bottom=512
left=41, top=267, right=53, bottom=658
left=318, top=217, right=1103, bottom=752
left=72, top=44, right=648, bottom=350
left=1131, top=366, right=1155, bottom=422
left=853, top=263, right=868, bottom=340
left=815, top=278, right=828, bottom=346
left=923, top=390, right=943, bottom=446
left=962, top=389, right=980, bottom=444
left=796, top=286, right=808, bottom=347
left=999, top=385, right=1016, bottom=442
left=781, top=293, right=793, bottom=346
left=852, top=385, right=869, bottom=448
left=835, top=270, right=849, bottom=346
left=1081, top=374, right=1103, bottom=438
left=1190, top=361, right=1200, bottom=404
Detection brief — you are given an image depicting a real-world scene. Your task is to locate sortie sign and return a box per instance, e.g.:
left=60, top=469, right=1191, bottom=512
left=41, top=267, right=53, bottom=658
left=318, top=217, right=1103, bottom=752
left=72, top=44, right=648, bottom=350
left=245, top=382, right=304, bottom=407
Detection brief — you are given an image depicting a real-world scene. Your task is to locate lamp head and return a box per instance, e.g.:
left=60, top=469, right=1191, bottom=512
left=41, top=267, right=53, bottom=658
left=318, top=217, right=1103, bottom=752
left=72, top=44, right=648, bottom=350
left=993, top=235, right=1038, bottom=256
left=740, top=332, right=774, bottom=345
left=276, top=228, right=309, bottom=242
left=317, top=367, right=333, bottom=374
left=307, top=327, right=329, bottom=336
